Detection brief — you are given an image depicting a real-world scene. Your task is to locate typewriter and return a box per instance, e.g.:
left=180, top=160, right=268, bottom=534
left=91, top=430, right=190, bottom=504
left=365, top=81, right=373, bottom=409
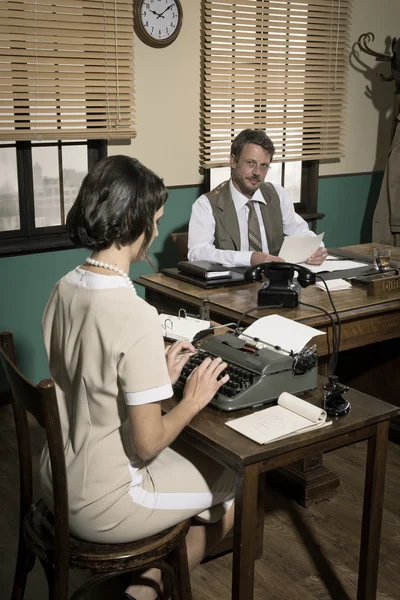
left=174, top=332, right=318, bottom=411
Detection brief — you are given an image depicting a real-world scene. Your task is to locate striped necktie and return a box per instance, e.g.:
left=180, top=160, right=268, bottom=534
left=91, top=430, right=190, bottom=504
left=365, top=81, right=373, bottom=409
left=247, top=200, right=263, bottom=252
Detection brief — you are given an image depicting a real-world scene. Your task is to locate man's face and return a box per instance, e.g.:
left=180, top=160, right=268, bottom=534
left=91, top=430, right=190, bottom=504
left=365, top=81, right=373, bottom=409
left=230, top=143, right=271, bottom=198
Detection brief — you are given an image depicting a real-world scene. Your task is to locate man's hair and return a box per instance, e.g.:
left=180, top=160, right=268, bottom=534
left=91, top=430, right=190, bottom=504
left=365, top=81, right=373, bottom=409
left=66, top=155, right=167, bottom=253
left=231, top=129, right=275, bottom=160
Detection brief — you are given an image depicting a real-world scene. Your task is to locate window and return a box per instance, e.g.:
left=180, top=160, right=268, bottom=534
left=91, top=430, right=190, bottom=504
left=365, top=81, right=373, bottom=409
left=0, top=140, right=106, bottom=255
left=0, top=0, right=135, bottom=254
left=201, top=0, right=353, bottom=216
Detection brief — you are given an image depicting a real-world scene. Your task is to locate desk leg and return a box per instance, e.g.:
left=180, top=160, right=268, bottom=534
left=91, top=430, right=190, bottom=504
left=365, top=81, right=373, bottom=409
left=358, top=420, right=389, bottom=600
left=232, top=464, right=260, bottom=600
left=256, top=472, right=266, bottom=559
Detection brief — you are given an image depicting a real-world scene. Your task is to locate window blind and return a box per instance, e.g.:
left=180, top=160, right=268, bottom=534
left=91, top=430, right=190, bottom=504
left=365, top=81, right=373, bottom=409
left=0, top=0, right=135, bottom=141
left=201, top=0, right=353, bottom=167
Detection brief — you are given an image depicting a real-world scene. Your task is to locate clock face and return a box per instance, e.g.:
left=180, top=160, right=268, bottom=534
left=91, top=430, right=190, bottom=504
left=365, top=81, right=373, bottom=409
left=138, top=0, right=182, bottom=46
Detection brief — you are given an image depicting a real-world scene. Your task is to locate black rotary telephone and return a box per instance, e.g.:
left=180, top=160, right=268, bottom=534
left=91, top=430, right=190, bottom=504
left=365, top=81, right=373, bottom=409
left=244, top=262, right=316, bottom=308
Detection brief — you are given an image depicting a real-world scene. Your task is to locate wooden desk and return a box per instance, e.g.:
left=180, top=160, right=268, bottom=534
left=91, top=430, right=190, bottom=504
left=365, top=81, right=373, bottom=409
left=136, top=243, right=400, bottom=444
left=163, top=384, right=399, bottom=600
left=136, top=243, right=400, bottom=359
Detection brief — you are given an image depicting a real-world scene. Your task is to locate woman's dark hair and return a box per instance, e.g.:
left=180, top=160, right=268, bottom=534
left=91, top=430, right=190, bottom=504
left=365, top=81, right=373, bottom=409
left=66, top=155, right=168, bottom=253
left=231, top=129, right=275, bottom=160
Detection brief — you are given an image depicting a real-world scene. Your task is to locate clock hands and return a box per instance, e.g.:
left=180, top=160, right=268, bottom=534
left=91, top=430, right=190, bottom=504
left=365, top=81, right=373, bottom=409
left=145, top=3, right=175, bottom=21
left=158, top=4, right=174, bottom=18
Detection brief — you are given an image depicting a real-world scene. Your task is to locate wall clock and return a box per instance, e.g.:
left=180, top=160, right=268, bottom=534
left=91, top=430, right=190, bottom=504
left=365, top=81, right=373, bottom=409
left=134, top=0, right=183, bottom=48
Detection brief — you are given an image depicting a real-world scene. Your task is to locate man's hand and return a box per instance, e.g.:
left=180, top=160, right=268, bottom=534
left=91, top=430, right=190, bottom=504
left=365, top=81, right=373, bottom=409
left=306, top=247, right=328, bottom=266
left=165, top=341, right=196, bottom=385
left=250, top=251, right=285, bottom=266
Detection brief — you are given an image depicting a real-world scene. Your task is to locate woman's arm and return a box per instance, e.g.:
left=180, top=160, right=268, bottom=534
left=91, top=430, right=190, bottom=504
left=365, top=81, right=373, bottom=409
left=127, top=356, right=228, bottom=461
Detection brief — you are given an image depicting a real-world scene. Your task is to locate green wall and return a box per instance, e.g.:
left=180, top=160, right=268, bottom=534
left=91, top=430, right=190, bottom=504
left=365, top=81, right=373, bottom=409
left=0, top=173, right=383, bottom=384
left=317, top=172, right=384, bottom=245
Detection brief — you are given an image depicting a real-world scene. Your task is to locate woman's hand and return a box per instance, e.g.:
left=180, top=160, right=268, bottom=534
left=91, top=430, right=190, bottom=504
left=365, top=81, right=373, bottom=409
left=165, top=340, right=196, bottom=385
left=182, top=356, right=229, bottom=413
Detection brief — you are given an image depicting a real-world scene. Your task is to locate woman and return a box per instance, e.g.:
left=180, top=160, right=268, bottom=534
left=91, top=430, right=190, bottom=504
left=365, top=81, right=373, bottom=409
left=40, top=155, right=235, bottom=600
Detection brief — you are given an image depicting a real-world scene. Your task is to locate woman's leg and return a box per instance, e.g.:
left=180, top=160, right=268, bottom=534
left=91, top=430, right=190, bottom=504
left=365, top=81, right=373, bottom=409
left=185, top=501, right=235, bottom=571
left=124, top=503, right=235, bottom=599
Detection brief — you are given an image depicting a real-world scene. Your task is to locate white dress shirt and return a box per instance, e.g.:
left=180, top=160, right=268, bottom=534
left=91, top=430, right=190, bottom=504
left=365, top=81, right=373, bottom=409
left=188, top=180, right=319, bottom=267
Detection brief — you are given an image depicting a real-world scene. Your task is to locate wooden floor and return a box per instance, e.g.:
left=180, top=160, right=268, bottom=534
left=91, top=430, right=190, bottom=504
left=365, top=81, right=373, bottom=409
left=1, top=403, right=400, bottom=600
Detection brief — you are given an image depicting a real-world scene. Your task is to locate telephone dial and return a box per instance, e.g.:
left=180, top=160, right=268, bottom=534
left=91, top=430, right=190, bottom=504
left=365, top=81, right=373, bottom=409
left=244, top=262, right=316, bottom=308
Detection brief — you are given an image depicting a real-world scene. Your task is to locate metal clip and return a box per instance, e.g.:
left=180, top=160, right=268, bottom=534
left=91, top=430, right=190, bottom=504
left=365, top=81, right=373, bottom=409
left=199, top=298, right=210, bottom=321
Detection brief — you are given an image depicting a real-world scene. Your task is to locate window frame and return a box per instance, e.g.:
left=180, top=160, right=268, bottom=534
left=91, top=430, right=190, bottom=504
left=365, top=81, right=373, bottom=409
left=0, top=139, right=107, bottom=257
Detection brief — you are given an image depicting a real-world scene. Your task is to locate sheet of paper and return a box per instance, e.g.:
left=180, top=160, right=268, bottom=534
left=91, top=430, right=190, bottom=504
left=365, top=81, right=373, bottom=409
left=240, top=314, right=325, bottom=354
left=226, top=393, right=331, bottom=444
left=278, top=232, right=324, bottom=263
left=299, top=259, right=369, bottom=273
left=315, top=279, right=352, bottom=291
left=226, top=416, right=332, bottom=444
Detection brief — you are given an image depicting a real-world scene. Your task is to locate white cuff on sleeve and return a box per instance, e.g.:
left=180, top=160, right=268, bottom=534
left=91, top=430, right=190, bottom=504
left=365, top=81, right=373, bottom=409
left=124, top=383, right=173, bottom=406
left=233, top=251, right=253, bottom=267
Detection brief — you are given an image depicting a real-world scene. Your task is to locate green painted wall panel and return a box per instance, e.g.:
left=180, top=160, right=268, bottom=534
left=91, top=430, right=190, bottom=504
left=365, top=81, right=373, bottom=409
left=0, top=174, right=384, bottom=385
left=317, top=172, right=384, bottom=247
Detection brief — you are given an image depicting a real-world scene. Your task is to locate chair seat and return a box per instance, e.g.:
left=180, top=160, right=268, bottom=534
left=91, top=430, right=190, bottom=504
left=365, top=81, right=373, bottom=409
left=25, top=499, right=190, bottom=572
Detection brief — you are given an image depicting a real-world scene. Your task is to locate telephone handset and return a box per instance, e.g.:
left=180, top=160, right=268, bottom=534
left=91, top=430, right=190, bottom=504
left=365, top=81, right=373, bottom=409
left=244, top=262, right=316, bottom=287
left=244, top=262, right=316, bottom=308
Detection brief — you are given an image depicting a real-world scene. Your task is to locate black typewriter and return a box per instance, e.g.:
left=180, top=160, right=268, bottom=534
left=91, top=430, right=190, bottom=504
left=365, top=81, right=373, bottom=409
left=173, top=333, right=318, bottom=411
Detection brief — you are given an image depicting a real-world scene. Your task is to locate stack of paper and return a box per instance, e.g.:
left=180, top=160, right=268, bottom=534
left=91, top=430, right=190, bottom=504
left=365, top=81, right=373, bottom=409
left=301, top=259, right=369, bottom=273
left=315, top=279, right=352, bottom=292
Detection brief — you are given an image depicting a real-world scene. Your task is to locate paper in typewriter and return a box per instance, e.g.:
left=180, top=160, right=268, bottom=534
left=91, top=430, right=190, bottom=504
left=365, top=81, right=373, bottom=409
left=240, top=314, right=325, bottom=354
left=226, top=392, right=331, bottom=444
left=159, top=313, right=210, bottom=342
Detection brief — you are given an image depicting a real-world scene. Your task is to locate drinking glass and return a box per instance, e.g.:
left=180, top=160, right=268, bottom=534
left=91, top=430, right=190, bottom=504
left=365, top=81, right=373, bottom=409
left=373, top=247, right=391, bottom=272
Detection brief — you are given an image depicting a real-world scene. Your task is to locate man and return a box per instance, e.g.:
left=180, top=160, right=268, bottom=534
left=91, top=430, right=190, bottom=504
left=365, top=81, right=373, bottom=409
left=188, top=129, right=327, bottom=267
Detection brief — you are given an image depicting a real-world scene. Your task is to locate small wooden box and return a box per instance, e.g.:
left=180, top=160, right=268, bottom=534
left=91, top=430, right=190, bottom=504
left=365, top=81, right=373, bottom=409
left=365, top=273, right=400, bottom=296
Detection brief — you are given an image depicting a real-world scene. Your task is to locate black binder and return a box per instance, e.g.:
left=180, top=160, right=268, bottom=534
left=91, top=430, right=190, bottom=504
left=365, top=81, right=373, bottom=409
left=177, top=260, right=231, bottom=280
left=161, top=267, right=246, bottom=288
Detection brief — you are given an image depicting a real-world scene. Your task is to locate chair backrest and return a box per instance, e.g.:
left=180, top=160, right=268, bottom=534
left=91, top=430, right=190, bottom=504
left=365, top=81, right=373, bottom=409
left=170, top=232, right=189, bottom=262
left=0, top=331, right=69, bottom=585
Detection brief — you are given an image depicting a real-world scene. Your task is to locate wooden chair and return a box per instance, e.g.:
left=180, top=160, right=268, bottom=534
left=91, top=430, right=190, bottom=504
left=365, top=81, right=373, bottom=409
left=0, top=331, right=192, bottom=600
left=170, top=232, right=188, bottom=262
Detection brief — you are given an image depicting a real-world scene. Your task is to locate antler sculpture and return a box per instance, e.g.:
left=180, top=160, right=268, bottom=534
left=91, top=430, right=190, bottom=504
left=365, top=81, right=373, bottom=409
left=356, top=32, right=400, bottom=89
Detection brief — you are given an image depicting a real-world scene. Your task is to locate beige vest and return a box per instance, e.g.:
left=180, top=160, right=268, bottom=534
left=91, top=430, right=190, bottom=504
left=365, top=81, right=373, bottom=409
left=205, top=181, right=284, bottom=256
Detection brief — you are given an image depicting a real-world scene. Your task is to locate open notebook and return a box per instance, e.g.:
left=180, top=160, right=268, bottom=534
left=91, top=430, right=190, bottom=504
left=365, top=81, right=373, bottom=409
left=159, top=312, right=211, bottom=342
left=226, top=392, right=331, bottom=444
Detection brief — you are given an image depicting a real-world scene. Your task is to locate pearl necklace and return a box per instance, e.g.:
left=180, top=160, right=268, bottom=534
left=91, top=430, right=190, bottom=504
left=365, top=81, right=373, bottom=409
left=85, top=257, right=136, bottom=294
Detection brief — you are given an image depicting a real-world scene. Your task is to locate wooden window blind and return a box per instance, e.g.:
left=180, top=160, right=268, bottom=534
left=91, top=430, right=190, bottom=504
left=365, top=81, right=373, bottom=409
left=0, top=0, right=135, bottom=141
left=201, top=0, right=353, bottom=168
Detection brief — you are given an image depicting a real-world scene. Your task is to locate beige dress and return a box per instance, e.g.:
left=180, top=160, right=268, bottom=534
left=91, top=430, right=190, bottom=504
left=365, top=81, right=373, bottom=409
left=40, top=268, right=234, bottom=543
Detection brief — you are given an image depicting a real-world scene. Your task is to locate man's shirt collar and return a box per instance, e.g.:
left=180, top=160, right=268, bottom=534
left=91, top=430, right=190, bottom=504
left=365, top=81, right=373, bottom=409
left=229, top=179, right=265, bottom=211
